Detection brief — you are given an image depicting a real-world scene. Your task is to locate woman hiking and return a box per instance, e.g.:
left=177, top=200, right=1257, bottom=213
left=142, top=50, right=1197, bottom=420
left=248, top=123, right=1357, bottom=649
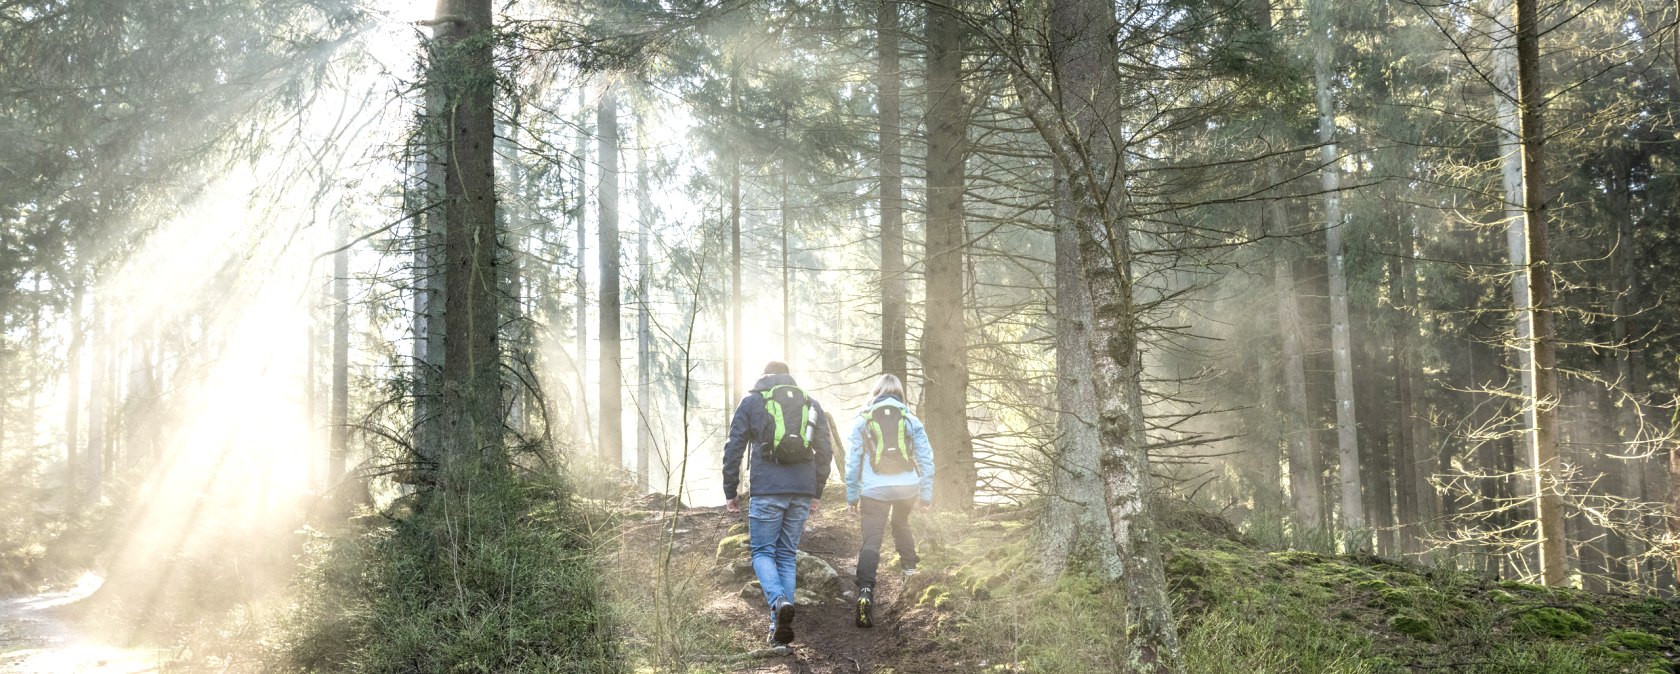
left=844, top=373, right=934, bottom=628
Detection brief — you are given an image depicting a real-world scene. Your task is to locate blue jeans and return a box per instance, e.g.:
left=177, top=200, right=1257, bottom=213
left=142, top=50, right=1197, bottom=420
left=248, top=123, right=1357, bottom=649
left=747, top=494, right=811, bottom=616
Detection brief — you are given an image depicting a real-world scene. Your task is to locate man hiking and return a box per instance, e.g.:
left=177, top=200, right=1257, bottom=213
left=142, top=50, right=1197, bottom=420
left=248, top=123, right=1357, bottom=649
left=722, top=361, right=834, bottom=646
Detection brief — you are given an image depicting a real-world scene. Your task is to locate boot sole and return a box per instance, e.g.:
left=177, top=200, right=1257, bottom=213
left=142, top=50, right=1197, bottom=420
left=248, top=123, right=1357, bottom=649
left=773, top=601, right=796, bottom=644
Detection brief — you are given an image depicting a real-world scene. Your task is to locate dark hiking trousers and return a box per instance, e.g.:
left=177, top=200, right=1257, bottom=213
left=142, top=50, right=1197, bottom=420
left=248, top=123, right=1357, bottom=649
left=855, top=496, right=920, bottom=591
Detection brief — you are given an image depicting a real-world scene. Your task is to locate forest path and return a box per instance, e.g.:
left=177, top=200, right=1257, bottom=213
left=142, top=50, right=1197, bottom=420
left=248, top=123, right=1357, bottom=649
left=668, top=505, right=967, bottom=674
left=0, top=574, right=158, bottom=674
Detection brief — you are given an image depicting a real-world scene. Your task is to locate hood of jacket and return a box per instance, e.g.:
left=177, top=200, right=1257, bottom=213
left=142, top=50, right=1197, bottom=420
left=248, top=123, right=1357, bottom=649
left=749, top=372, right=800, bottom=393
left=862, top=393, right=907, bottom=414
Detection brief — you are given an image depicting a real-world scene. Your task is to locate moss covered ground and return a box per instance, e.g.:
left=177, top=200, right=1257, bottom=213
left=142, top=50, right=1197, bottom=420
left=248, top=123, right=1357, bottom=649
left=895, top=502, right=1680, bottom=674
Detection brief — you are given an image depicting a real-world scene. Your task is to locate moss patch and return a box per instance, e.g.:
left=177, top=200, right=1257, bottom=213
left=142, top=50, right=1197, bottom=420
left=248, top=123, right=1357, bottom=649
left=715, top=533, right=749, bottom=561
left=1387, top=613, right=1437, bottom=642
left=918, top=584, right=951, bottom=610
left=1603, top=629, right=1664, bottom=651
left=1514, top=606, right=1593, bottom=638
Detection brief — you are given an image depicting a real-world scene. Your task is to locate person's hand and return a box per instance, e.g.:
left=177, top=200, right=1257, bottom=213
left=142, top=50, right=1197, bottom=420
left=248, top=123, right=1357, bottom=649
left=919, top=500, right=933, bottom=512
left=847, top=502, right=859, bottom=516
left=726, top=498, right=740, bottom=513
left=810, top=500, right=823, bottom=515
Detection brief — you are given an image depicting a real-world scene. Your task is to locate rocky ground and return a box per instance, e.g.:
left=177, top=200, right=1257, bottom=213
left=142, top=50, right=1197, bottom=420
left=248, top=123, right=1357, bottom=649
left=614, top=495, right=978, bottom=674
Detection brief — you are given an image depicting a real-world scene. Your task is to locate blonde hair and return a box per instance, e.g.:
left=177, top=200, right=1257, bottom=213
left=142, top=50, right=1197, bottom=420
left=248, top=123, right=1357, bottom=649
left=868, top=374, right=905, bottom=402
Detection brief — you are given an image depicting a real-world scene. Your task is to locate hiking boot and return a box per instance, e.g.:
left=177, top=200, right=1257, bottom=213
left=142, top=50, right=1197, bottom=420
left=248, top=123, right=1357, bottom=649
left=772, top=597, right=796, bottom=644
left=855, top=587, right=874, bottom=628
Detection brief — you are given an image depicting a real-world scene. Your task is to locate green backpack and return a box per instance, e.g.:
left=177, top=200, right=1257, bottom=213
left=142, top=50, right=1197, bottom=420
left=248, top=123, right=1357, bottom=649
left=761, top=385, right=815, bottom=465
left=866, top=401, right=915, bottom=474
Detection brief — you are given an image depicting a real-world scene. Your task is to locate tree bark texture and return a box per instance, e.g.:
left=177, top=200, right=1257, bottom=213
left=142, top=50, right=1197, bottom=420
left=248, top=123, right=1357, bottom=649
left=412, top=72, right=448, bottom=470
left=331, top=218, right=350, bottom=484
left=1307, top=0, right=1364, bottom=544
left=1504, top=0, right=1568, bottom=586
left=598, top=85, right=623, bottom=470
left=433, top=0, right=503, bottom=474
left=636, top=107, right=654, bottom=490
left=730, top=73, right=744, bottom=403
left=86, top=298, right=106, bottom=502
left=1267, top=173, right=1324, bottom=537
left=923, top=0, right=974, bottom=509
left=573, top=88, right=591, bottom=456
left=64, top=281, right=82, bottom=505
left=780, top=108, right=793, bottom=361
left=1044, top=169, right=1121, bottom=581
left=1046, top=0, right=1183, bottom=668
left=878, top=0, right=907, bottom=380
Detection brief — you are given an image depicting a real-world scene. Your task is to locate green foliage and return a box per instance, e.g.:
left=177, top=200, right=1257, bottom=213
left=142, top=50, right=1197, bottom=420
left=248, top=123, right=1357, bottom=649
left=280, top=477, right=617, bottom=673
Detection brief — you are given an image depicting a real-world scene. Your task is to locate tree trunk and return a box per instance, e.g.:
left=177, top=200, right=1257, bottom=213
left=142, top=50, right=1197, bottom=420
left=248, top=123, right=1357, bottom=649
left=878, top=0, right=907, bottom=380
left=434, top=0, right=503, bottom=475
left=1357, top=338, right=1394, bottom=556
left=0, top=290, right=8, bottom=456
left=331, top=218, right=350, bottom=484
left=780, top=107, right=794, bottom=362
left=1046, top=0, right=1182, bottom=668
left=1607, top=151, right=1642, bottom=583
left=86, top=297, right=105, bottom=502
left=1391, top=253, right=1421, bottom=557
left=1669, top=435, right=1680, bottom=579
left=636, top=106, right=654, bottom=491
left=730, top=74, right=744, bottom=403
left=64, top=280, right=83, bottom=506
left=412, top=69, right=447, bottom=471
left=598, top=85, right=623, bottom=470
left=923, top=0, right=974, bottom=509
left=1307, top=0, right=1363, bottom=546
left=1043, top=168, right=1121, bottom=581
left=499, top=111, right=530, bottom=436
left=1268, top=171, right=1324, bottom=538
left=0, top=289, right=8, bottom=455
left=1502, top=0, right=1567, bottom=586
left=573, top=88, right=591, bottom=456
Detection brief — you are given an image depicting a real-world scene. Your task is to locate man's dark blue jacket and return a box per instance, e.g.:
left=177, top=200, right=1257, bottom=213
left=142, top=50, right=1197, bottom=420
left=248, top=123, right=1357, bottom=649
left=722, top=373, right=833, bottom=501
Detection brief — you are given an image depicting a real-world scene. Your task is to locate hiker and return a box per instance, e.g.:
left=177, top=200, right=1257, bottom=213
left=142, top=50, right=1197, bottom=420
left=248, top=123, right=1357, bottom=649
left=722, top=361, right=834, bottom=646
left=844, top=373, right=934, bottom=628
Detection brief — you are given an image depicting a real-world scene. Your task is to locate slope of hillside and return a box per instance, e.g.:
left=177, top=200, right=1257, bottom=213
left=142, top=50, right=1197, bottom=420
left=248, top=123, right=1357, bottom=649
left=607, top=496, right=1680, bottom=674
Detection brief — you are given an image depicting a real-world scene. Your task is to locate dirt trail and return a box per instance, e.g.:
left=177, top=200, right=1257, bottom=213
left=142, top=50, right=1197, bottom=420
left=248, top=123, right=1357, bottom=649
left=669, top=505, right=967, bottom=674
left=0, top=574, right=159, bottom=674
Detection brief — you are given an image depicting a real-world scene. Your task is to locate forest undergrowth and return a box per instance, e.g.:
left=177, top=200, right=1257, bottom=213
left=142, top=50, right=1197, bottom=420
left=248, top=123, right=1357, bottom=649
left=599, top=492, right=1680, bottom=674
left=0, top=458, right=117, bottom=594
left=120, top=475, right=1680, bottom=673
left=161, top=471, right=623, bottom=674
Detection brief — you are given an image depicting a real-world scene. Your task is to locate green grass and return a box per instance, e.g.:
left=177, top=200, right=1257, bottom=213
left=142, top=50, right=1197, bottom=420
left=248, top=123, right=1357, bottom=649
left=602, top=517, right=736, bottom=673
left=278, top=474, right=619, bottom=674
